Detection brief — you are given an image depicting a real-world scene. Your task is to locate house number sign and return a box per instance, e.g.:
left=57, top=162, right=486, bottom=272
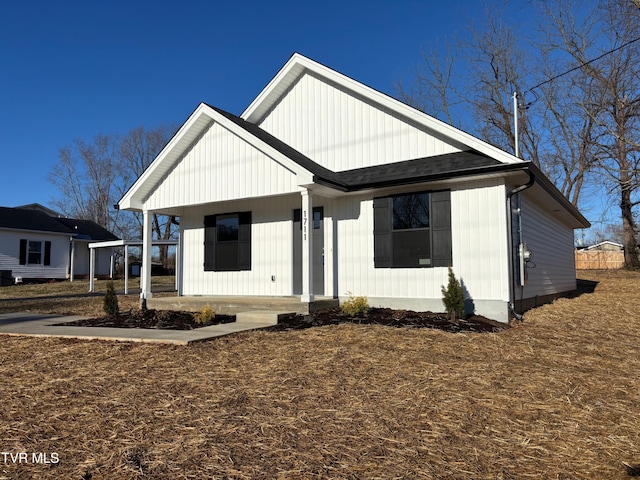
left=303, top=210, right=308, bottom=241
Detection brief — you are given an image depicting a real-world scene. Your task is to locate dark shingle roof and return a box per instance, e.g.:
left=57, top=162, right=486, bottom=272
left=55, top=218, right=119, bottom=241
left=210, top=105, right=520, bottom=191
left=0, top=207, right=119, bottom=240
left=0, top=207, right=74, bottom=234
left=334, top=151, right=503, bottom=190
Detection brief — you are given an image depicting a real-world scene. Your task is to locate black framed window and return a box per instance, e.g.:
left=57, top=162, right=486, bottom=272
left=28, top=241, right=42, bottom=265
left=204, top=212, right=251, bottom=271
left=374, top=190, right=451, bottom=268
left=19, top=239, right=51, bottom=266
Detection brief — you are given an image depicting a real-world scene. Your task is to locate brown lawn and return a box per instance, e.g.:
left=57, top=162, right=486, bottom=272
left=0, top=270, right=639, bottom=479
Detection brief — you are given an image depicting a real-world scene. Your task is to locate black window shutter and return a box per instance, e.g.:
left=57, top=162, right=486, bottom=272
left=373, top=197, right=392, bottom=268
left=431, top=190, right=452, bottom=267
left=19, top=239, right=27, bottom=265
left=204, top=215, right=216, bottom=271
left=44, top=241, right=51, bottom=266
left=238, top=212, right=252, bottom=271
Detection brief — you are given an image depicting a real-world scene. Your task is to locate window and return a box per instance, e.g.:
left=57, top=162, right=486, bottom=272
left=28, top=241, right=42, bottom=264
left=19, top=239, right=52, bottom=266
left=374, top=190, right=451, bottom=268
left=204, top=212, right=251, bottom=271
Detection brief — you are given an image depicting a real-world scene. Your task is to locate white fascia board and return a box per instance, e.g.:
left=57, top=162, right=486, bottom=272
left=242, top=53, right=523, bottom=165
left=118, top=103, right=215, bottom=211
left=89, top=239, right=179, bottom=249
left=241, top=53, right=306, bottom=121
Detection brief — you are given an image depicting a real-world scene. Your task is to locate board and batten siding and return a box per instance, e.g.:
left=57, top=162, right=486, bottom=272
left=144, top=121, right=300, bottom=211
left=518, top=194, right=577, bottom=299
left=257, top=71, right=460, bottom=172
left=180, top=195, right=301, bottom=296
left=0, top=230, right=68, bottom=279
left=329, top=178, right=511, bottom=319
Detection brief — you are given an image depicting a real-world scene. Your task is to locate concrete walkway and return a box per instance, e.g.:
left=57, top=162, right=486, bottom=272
left=0, top=312, right=279, bottom=345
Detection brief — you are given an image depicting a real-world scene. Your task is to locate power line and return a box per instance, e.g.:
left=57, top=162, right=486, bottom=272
left=525, top=35, right=640, bottom=95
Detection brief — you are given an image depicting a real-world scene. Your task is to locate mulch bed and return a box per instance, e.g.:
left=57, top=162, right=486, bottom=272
left=54, top=308, right=235, bottom=330
left=269, top=307, right=507, bottom=333
left=55, top=307, right=506, bottom=333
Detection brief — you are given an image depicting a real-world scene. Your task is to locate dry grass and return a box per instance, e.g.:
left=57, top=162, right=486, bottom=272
left=0, top=277, right=176, bottom=317
left=0, top=270, right=639, bottom=479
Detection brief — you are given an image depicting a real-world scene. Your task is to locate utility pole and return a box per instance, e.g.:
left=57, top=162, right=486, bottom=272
left=513, top=91, right=519, bottom=158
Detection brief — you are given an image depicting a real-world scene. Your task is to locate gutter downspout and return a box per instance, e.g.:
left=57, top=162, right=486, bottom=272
left=506, top=169, right=535, bottom=321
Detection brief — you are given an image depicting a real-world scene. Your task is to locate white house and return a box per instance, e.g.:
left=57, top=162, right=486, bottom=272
left=119, top=53, right=590, bottom=322
left=0, top=205, right=118, bottom=281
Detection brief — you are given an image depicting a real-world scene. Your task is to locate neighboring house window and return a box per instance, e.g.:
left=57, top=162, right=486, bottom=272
left=204, top=212, right=251, bottom=271
left=373, top=190, right=451, bottom=268
left=19, top=239, right=52, bottom=266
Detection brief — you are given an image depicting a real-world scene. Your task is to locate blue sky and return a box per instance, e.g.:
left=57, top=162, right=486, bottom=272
left=2, top=0, right=605, bottom=234
left=0, top=0, right=503, bottom=206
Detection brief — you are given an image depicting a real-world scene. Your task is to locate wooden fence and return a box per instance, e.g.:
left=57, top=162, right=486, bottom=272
left=575, top=250, right=625, bottom=270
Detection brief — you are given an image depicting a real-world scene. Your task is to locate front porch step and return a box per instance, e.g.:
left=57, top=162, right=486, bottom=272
left=147, top=296, right=339, bottom=315
left=236, top=310, right=296, bottom=326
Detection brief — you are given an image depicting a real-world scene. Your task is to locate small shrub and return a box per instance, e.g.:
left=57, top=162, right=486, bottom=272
left=103, top=281, right=119, bottom=316
left=441, top=266, right=465, bottom=322
left=341, top=293, right=370, bottom=317
left=194, top=304, right=216, bottom=325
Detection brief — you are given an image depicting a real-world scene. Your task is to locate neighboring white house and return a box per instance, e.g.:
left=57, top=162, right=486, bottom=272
left=585, top=241, right=624, bottom=251
left=119, top=53, right=590, bottom=322
left=0, top=205, right=118, bottom=281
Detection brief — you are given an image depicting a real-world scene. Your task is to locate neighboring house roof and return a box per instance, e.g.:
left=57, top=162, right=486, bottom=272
left=15, top=203, right=62, bottom=217
left=0, top=207, right=74, bottom=235
left=55, top=218, right=119, bottom=241
left=0, top=206, right=119, bottom=240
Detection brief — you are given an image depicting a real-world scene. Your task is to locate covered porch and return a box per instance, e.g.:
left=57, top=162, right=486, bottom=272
left=87, top=239, right=180, bottom=294
left=137, top=187, right=338, bottom=310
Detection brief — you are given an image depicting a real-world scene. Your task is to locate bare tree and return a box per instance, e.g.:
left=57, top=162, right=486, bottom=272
left=48, top=133, right=121, bottom=231
left=397, top=0, right=640, bottom=267
left=118, top=124, right=178, bottom=269
left=543, top=0, right=640, bottom=267
left=396, top=43, right=463, bottom=126
left=396, top=5, right=543, bottom=165
left=49, top=124, right=178, bottom=268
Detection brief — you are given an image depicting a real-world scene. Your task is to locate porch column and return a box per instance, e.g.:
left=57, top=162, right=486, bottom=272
left=124, top=244, right=129, bottom=295
left=140, top=210, right=153, bottom=303
left=109, top=252, right=114, bottom=279
left=89, top=247, right=95, bottom=293
left=301, top=189, right=314, bottom=303
left=69, top=239, right=75, bottom=282
left=175, top=233, right=181, bottom=294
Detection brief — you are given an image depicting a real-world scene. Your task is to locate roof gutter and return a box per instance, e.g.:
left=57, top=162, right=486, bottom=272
left=506, top=169, right=536, bottom=322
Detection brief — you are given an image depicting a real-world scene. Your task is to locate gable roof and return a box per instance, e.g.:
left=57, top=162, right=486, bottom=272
left=0, top=206, right=119, bottom=240
left=118, top=103, right=317, bottom=210
left=118, top=53, right=589, bottom=229
left=15, top=203, right=62, bottom=217
left=0, top=207, right=74, bottom=235
left=242, top=53, right=523, bottom=166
